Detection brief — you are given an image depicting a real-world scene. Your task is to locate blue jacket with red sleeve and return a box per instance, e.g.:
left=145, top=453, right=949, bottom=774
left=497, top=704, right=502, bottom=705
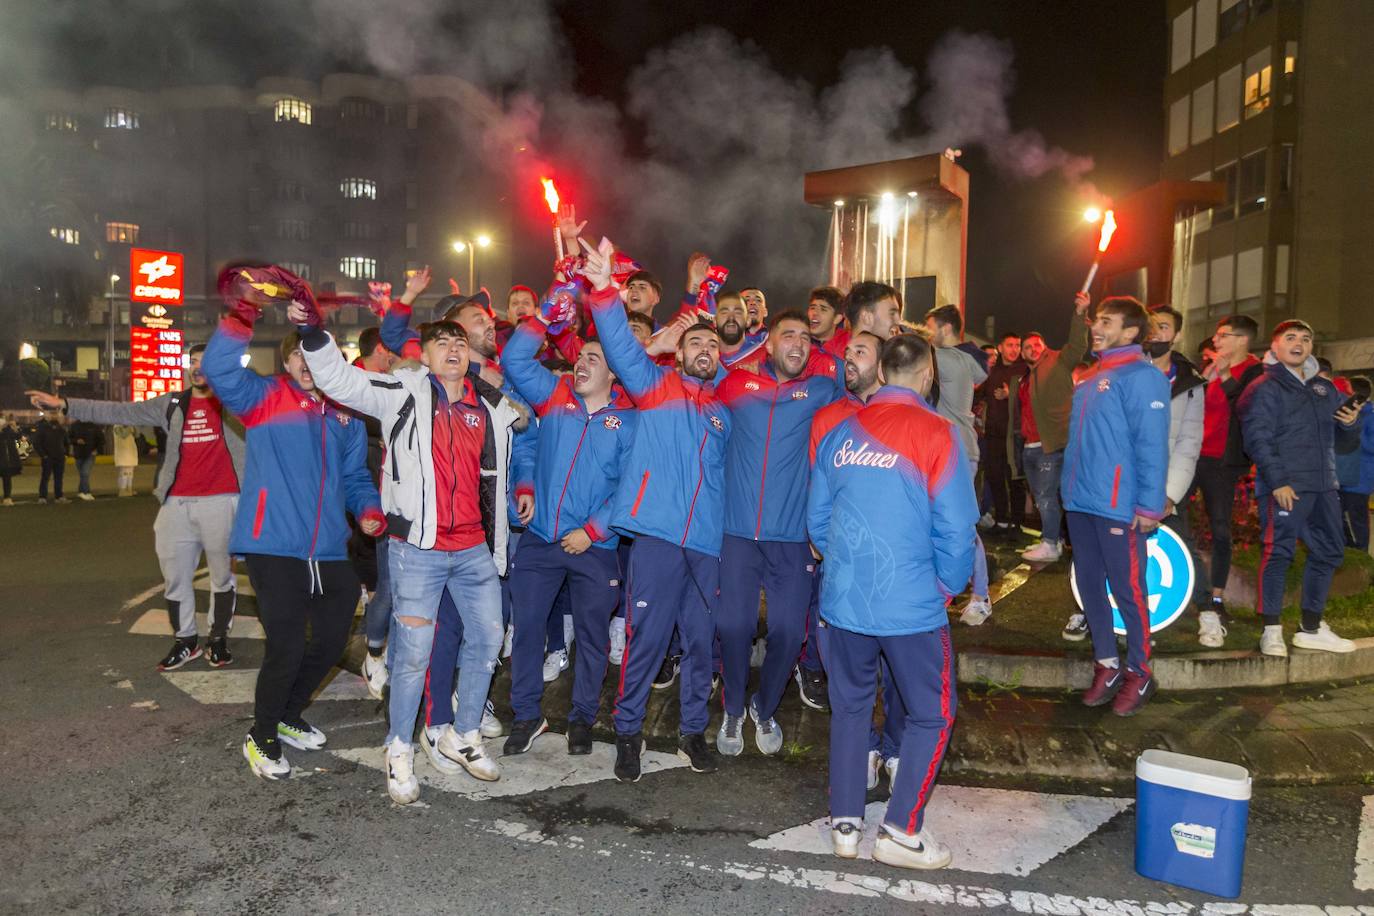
left=502, top=317, right=638, bottom=549
left=203, top=318, right=382, bottom=562
left=586, top=284, right=732, bottom=557
left=808, top=386, right=978, bottom=636
left=717, top=361, right=842, bottom=542
left=1061, top=344, right=1171, bottom=524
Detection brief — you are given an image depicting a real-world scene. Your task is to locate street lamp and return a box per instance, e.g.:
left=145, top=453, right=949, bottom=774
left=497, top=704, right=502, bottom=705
left=106, top=273, right=120, bottom=399
left=451, top=234, right=493, bottom=294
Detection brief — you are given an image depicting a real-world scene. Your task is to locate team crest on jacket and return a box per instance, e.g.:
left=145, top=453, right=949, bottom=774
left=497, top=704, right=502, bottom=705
left=565, top=401, right=578, bottom=410
left=603, top=415, right=622, bottom=430
left=338, top=413, right=350, bottom=426
left=744, top=380, right=760, bottom=391
left=299, top=399, right=311, bottom=409
left=791, top=389, right=809, bottom=400
left=462, top=412, right=481, bottom=428
left=709, top=415, right=724, bottom=431
left=1096, top=378, right=1111, bottom=393
left=1314, top=384, right=1327, bottom=396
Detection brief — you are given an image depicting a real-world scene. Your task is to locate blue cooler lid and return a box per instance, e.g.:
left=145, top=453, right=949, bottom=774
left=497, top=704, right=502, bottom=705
left=1136, top=749, right=1251, bottom=801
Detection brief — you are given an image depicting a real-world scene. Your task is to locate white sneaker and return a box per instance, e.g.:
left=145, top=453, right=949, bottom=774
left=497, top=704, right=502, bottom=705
left=1, top=498, right=13, bottom=507
left=242, top=734, right=291, bottom=780
left=866, top=750, right=882, bottom=790
left=543, top=649, right=569, bottom=683
left=480, top=699, right=503, bottom=738
left=437, top=727, right=501, bottom=781
left=78, top=492, right=95, bottom=501
left=1259, top=625, right=1288, bottom=658
left=608, top=617, right=626, bottom=666
left=419, top=726, right=462, bottom=775
left=959, top=595, right=992, bottom=627
left=885, top=756, right=900, bottom=787
left=563, top=614, right=575, bottom=647
left=1021, top=540, right=1063, bottom=563
left=873, top=827, right=952, bottom=870
left=977, top=512, right=996, bottom=531
left=1061, top=613, right=1088, bottom=642
left=716, top=713, right=745, bottom=756
left=386, top=737, right=420, bottom=804
left=1197, top=611, right=1227, bottom=649
left=832, top=820, right=862, bottom=859
left=362, top=652, right=388, bottom=700
left=502, top=623, right=514, bottom=659
left=748, top=695, right=784, bottom=755
left=1292, top=621, right=1357, bottom=654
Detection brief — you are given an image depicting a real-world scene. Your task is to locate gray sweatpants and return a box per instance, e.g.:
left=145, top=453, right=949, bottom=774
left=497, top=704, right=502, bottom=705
left=153, top=494, right=238, bottom=639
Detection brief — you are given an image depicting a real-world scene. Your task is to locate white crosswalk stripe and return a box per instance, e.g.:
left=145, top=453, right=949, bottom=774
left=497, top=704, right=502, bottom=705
left=1356, top=795, right=1374, bottom=890
left=161, top=667, right=370, bottom=703
left=130, top=609, right=267, bottom=639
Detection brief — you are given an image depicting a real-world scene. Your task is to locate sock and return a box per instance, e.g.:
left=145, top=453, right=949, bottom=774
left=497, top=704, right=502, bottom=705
left=1301, top=611, right=1323, bottom=633
left=1097, top=657, right=1120, bottom=669
left=881, top=824, right=925, bottom=849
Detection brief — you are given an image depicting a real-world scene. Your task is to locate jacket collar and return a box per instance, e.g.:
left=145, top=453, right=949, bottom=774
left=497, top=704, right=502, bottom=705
left=1092, top=343, right=1145, bottom=369
left=867, top=384, right=933, bottom=410
left=1263, top=349, right=1321, bottom=385
left=1168, top=351, right=1205, bottom=397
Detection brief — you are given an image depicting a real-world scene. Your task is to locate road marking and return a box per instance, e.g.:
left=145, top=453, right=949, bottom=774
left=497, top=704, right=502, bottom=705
left=129, top=609, right=267, bottom=640
left=192, top=569, right=256, bottom=597
left=121, top=581, right=168, bottom=611
left=161, top=668, right=370, bottom=704
left=1356, top=795, right=1374, bottom=890
left=750, top=786, right=1131, bottom=876
left=990, top=562, right=1037, bottom=604
left=332, top=732, right=686, bottom=801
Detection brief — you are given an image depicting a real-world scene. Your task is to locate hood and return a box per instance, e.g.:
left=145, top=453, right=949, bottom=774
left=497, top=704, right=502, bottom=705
left=1263, top=349, right=1321, bottom=383
left=1168, top=351, right=1205, bottom=397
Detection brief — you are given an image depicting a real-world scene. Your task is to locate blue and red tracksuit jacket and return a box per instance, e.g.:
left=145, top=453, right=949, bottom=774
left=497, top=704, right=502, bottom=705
left=587, top=284, right=732, bottom=558
left=717, top=361, right=842, bottom=542
left=502, top=317, right=638, bottom=549
left=1061, top=344, right=1171, bottom=525
left=807, top=385, right=979, bottom=636
left=203, top=318, right=382, bottom=561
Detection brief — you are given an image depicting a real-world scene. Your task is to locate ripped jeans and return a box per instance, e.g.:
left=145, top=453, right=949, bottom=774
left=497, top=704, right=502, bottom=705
left=386, top=539, right=502, bottom=745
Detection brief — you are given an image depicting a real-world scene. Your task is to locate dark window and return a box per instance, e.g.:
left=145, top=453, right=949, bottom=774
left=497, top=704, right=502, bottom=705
left=1238, top=151, right=1267, bottom=216
left=340, top=98, right=380, bottom=121
left=1213, top=161, right=1237, bottom=224
left=1278, top=144, right=1294, bottom=194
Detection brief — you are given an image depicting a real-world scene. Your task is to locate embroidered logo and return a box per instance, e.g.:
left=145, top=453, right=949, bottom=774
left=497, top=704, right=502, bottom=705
left=1097, top=378, right=1111, bottom=393
left=1150, top=400, right=1165, bottom=409
left=744, top=380, right=761, bottom=391
left=832, top=438, right=899, bottom=469
left=603, top=415, right=622, bottom=430
left=462, top=412, right=480, bottom=428
left=791, top=389, right=809, bottom=400
left=565, top=401, right=578, bottom=410
left=1313, top=384, right=1328, bottom=396
left=338, top=414, right=350, bottom=426
left=709, top=416, right=724, bottom=432
left=299, top=399, right=310, bottom=410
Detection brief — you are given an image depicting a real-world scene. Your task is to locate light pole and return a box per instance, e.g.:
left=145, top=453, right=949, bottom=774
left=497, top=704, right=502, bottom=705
left=106, top=273, right=120, bottom=399
left=451, top=234, right=492, bottom=294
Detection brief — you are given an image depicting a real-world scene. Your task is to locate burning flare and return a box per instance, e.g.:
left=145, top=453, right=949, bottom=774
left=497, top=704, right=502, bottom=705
left=1097, top=209, right=1117, bottom=253
left=541, top=177, right=560, bottom=215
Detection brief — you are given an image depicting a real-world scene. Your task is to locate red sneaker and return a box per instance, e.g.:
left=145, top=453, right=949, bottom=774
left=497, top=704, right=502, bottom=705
left=1111, top=670, right=1156, bottom=717
left=1081, top=663, right=1124, bottom=707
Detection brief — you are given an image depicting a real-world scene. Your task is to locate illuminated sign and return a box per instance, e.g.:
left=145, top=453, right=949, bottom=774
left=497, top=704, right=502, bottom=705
left=130, top=290, right=184, bottom=402
left=130, top=248, right=184, bottom=305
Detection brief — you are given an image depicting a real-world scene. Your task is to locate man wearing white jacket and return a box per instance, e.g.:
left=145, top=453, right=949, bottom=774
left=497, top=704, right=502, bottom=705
left=290, top=304, right=525, bottom=805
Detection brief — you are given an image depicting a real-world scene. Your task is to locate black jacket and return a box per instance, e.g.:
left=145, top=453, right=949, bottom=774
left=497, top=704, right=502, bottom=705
left=69, top=421, right=104, bottom=460
left=0, top=426, right=22, bottom=476
left=32, top=419, right=68, bottom=462
left=1238, top=358, right=1354, bottom=496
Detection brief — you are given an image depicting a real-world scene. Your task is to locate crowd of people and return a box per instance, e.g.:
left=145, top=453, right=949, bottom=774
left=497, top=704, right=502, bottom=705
left=23, top=207, right=1374, bottom=872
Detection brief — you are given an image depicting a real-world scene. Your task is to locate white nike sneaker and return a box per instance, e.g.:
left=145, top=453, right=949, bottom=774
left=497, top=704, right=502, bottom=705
left=959, top=595, right=992, bottom=627
left=437, top=727, right=501, bottom=781
left=832, top=819, right=862, bottom=859
left=543, top=648, right=569, bottom=683
left=386, top=737, right=420, bottom=805
left=716, top=713, right=745, bottom=757
left=480, top=699, right=504, bottom=738
left=885, top=756, right=900, bottom=788
left=1291, top=621, right=1356, bottom=654
left=362, top=651, right=388, bottom=700
left=1021, top=540, right=1063, bottom=563
left=1259, top=625, right=1288, bottom=658
left=866, top=749, right=882, bottom=791
left=1197, top=610, right=1227, bottom=649
left=608, top=617, right=626, bottom=666
left=501, top=623, right=514, bottom=659
left=419, top=726, right=462, bottom=775
left=873, top=827, right=953, bottom=870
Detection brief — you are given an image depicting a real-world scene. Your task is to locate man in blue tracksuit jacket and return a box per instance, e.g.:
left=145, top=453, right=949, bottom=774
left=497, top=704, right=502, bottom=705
left=203, top=295, right=383, bottom=781
left=1061, top=296, right=1170, bottom=717
left=582, top=238, right=730, bottom=783
left=1238, top=319, right=1361, bottom=656
left=714, top=310, right=841, bottom=757
left=1335, top=380, right=1374, bottom=551
left=808, top=334, right=977, bottom=869
left=500, top=315, right=638, bottom=757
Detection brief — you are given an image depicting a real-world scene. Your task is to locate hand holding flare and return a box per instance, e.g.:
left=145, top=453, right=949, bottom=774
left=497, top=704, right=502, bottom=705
left=1079, top=210, right=1117, bottom=294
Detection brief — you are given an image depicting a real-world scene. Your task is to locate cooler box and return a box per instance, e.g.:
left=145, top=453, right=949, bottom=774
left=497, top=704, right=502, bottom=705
left=1135, top=749, right=1250, bottom=898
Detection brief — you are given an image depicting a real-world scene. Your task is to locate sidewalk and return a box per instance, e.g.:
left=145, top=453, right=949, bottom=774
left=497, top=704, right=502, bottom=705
left=4, top=464, right=157, bottom=502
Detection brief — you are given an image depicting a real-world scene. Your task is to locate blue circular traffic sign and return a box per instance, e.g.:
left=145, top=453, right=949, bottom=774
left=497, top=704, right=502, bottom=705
left=1069, top=524, right=1196, bottom=636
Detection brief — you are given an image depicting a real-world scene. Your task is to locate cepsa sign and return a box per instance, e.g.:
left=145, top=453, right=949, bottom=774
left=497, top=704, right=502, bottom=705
left=130, top=248, right=184, bottom=305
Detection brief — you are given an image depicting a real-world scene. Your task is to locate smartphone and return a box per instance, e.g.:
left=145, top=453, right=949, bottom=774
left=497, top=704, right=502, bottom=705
left=1337, top=394, right=1368, bottom=417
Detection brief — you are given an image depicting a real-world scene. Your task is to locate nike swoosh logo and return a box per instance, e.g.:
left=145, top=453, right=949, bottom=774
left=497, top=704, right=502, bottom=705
left=1138, top=682, right=1149, bottom=695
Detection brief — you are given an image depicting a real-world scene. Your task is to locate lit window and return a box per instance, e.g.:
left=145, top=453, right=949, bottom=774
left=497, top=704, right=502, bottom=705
left=274, top=98, right=313, bottom=125
left=1243, top=49, right=1272, bottom=117
left=1282, top=41, right=1297, bottom=105
left=105, top=222, right=140, bottom=244
left=275, top=219, right=310, bottom=241
left=340, top=98, right=380, bottom=121
left=49, top=227, right=80, bottom=245
left=339, top=178, right=378, bottom=200
left=104, top=108, right=140, bottom=129
left=340, top=257, right=377, bottom=279
left=44, top=113, right=78, bottom=132
left=280, top=261, right=311, bottom=280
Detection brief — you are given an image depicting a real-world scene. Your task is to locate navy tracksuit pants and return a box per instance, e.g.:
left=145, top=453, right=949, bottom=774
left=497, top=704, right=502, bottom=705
left=798, top=561, right=824, bottom=673
left=1066, top=511, right=1152, bottom=675
left=1257, top=489, right=1344, bottom=626
left=509, top=536, right=621, bottom=725
left=716, top=535, right=814, bottom=720
left=821, top=622, right=956, bottom=832
left=613, top=535, right=718, bottom=737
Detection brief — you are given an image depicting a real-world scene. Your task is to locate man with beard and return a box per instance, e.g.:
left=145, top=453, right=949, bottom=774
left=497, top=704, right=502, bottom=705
left=581, top=237, right=730, bottom=783
left=714, top=311, right=843, bottom=757
left=715, top=292, right=765, bottom=370
left=32, top=344, right=246, bottom=670
left=844, top=281, right=904, bottom=341
left=808, top=286, right=848, bottom=361
left=741, top=287, right=769, bottom=336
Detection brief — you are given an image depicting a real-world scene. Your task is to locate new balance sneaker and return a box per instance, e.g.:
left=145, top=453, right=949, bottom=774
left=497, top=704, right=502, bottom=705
left=205, top=637, right=233, bottom=668
left=567, top=719, right=593, bottom=756
left=362, top=651, right=387, bottom=700
left=885, top=757, right=900, bottom=787
left=480, top=699, right=503, bottom=738
left=243, top=734, right=290, bottom=781
left=1110, top=670, right=1156, bottom=717
left=503, top=717, right=549, bottom=756
left=1082, top=662, right=1124, bottom=707
left=277, top=719, right=327, bottom=751
left=652, top=655, right=681, bottom=690
left=873, top=826, right=952, bottom=870
left=1292, top=621, right=1357, bottom=654
left=386, top=737, right=420, bottom=805
left=1061, top=613, right=1088, bottom=642
left=832, top=819, right=862, bottom=859
left=614, top=733, right=645, bottom=783
left=866, top=750, right=882, bottom=791
left=716, top=713, right=745, bottom=757
left=1259, top=625, right=1289, bottom=658
left=677, top=732, right=718, bottom=773
left=959, top=595, right=992, bottom=627
left=543, top=649, right=569, bottom=683
left=437, top=727, right=501, bottom=781
left=157, top=637, right=201, bottom=671
left=794, top=665, right=829, bottom=711
left=1021, top=540, right=1063, bottom=563
left=608, top=617, right=626, bottom=666
left=748, top=694, right=784, bottom=756
left=1197, top=610, right=1227, bottom=649
left=419, top=726, right=463, bottom=775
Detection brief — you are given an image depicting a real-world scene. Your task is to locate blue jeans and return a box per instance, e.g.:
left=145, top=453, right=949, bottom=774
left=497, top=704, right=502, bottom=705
left=1023, top=445, right=1064, bottom=545
left=365, top=536, right=392, bottom=650
left=386, top=539, right=502, bottom=744
left=76, top=454, right=95, bottom=494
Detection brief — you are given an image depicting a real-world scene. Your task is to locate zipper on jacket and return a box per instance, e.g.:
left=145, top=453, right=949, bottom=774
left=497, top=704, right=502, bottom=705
left=552, top=419, right=591, bottom=539
left=630, top=471, right=650, bottom=517
left=753, top=385, right=780, bottom=540
left=307, top=401, right=328, bottom=560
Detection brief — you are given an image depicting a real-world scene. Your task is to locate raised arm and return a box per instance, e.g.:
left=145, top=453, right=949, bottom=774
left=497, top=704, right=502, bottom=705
left=1061, top=293, right=1092, bottom=367
left=298, top=326, right=405, bottom=421
left=502, top=318, right=561, bottom=412
left=583, top=263, right=670, bottom=401
left=203, top=317, right=276, bottom=421
left=59, top=393, right=172, bottom=429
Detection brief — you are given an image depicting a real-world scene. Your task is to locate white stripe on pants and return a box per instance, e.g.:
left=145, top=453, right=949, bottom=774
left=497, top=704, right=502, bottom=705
left=154, top=493, right=238, bottom=638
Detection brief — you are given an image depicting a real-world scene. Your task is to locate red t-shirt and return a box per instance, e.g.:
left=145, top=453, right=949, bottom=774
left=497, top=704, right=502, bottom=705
left=1200, top=356, right=1260, bottom=459
left=169, top=396, right=239, bottom=497
left=430, top=378, right=486, bottom=552
left=1018, top=378, right=1040, bottom=444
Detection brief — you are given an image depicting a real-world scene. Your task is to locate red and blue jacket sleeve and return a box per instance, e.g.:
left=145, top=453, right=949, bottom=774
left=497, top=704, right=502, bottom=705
left=586, top=286, right=669, bottom=403
left=380, top=302, right=422, bottom=361
left=806, top=428, right=837, bottom=554
left=1125, top=370, right=1172, bottom=520
left=926, top=430, right=979, bottom=595
left=502, top=318, right=560, bottom=415
left=202, top=318, right=274, bottom=423
left=340, top=417, right=384, bottom=526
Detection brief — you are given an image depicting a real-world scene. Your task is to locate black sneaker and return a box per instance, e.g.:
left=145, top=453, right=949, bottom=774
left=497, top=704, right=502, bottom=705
left=157, top=637, right=201, bottom=671
left=205, top=637, right=233, bottom=668
left=652, top=655, right=681, bottom=690
left=503, top=717, right=549, bottom=756
left=567, top=719, right=593, bottom=756
left=794, top=665, right=829, bottom=711
left=676, top=732, right=718, bottom=774
left=614, top=733, right=644, bottom=783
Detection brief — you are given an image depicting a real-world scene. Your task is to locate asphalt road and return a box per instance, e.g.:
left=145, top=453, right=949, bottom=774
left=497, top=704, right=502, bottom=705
left=4, top=492, right=1373, bottom=915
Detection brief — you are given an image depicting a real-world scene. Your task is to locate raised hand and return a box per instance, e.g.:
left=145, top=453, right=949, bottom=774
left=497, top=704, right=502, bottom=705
left=1073, top=291, right=1091, bottom=315
left=686, top=252, right=711, bottom=293
left=449, top=278, right=461, bottom=296
left=367, top=281, right=392, bottom=317
left=27, top=390, right=62, bottom=410
left=401, top=266, right=432, bottom=305
left=579, top=237, right=615, bottom=291
left=287, top=300, right=319, bottom=329
left=557, top=204, right=587, bottom=245
left=646, top=312, right=693, bottom=356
